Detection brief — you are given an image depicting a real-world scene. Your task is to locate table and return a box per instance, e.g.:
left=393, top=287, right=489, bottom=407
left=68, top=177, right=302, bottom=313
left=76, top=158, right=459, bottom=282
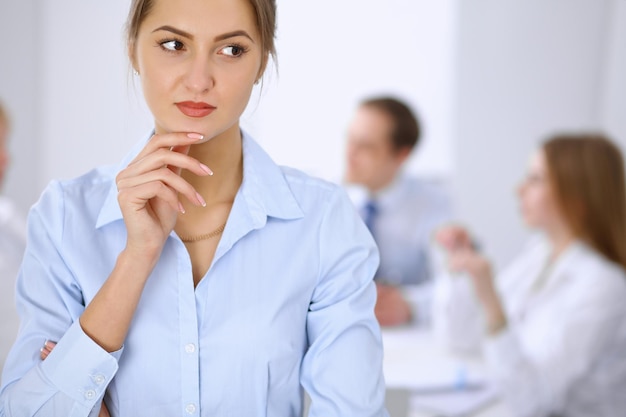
left=382, top=326, right=512, bottom=417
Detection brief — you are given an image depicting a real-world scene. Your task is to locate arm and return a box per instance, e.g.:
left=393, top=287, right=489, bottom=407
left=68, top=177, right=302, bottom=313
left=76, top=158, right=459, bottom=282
left=430, top=226, right=486, bottom=352
left=0, top=133, right=209, bottom=416
left=300, top=188, right=388, bottom=417
left=482, top=272, right=626, bottom=417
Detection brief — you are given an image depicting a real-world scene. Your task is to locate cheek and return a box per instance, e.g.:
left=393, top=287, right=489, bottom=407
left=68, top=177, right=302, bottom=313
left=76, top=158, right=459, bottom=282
left=141, top=67, right=173, bottom=107
left=524, top=188, right=553, bottom=220
left=224, top=70, right=257, bottom=111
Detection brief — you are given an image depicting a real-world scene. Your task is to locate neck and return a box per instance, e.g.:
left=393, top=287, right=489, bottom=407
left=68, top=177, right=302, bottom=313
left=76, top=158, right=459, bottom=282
left=367, top=172, right=399, bottom=195
left=546, top=223, right=575, bottom=262
left=183, top=126, right=243, bottom=205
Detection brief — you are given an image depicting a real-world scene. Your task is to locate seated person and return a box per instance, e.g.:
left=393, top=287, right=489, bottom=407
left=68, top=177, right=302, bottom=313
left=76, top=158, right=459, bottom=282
left=344, top=96, right=453, bottom=326
left=0, top=101, right=27, bottom=369
left=433, top=133, right=626, bottom=417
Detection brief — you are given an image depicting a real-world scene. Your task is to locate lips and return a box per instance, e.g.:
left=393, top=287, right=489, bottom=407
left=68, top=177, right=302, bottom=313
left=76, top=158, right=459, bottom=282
left=175, top=101, right=216, bottom=118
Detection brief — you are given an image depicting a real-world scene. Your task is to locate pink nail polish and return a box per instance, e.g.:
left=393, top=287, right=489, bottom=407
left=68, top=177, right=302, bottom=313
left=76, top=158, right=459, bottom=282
left=199, top=164, right=213, bottom=175
left=178, top=202, right=186, bottom=214
left=187, top=133, right=204, bottom=140
left=196, top=192, right=207, bottom=207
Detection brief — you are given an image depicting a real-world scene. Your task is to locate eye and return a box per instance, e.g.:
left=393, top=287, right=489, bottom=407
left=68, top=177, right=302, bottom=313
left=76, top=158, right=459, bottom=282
left=160, top=39, right=185, bottom=52
left=221, top=44, right=246, bottom=57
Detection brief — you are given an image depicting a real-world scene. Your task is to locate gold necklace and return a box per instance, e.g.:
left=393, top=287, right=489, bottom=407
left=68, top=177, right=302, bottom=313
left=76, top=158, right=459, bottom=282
left=179, top=222, right=227, bottom=243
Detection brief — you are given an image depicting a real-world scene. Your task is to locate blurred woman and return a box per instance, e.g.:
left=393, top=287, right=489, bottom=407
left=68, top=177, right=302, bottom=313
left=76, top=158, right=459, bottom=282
left=0, top=101, right=27, bottom=371
left=433, top=133, right=626, bottom=417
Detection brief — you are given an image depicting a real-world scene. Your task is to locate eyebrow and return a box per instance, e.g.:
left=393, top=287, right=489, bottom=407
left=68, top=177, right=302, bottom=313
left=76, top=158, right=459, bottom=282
left=152, top=26, right=255, bottom=43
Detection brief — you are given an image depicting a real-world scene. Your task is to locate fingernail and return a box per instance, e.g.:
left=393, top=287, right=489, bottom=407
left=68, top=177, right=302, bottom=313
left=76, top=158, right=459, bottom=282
left=199, top=163, right=213, bottom=176
left=187, top=133, right=204, bottom=140
left=196, top=192, right=207, bottom=207
left=178, top=201, right=186, bottom=214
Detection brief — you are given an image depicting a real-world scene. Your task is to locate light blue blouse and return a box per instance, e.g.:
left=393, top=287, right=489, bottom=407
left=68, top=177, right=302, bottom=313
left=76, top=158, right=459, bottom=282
left=0, top=132, right=387, bottom=417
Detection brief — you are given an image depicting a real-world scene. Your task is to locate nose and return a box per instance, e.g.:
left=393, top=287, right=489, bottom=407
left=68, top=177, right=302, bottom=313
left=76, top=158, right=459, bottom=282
left=184, top=53, right=215, bottom=94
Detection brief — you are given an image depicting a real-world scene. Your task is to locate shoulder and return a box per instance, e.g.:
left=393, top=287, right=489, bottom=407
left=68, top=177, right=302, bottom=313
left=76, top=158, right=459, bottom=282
left=568, top=243, right=626, bottom=292
left=279, top=165, right=350, bottom=210
left=31, top=165, right=116, bottom=228
left=400, top=176, right=452, bottom=205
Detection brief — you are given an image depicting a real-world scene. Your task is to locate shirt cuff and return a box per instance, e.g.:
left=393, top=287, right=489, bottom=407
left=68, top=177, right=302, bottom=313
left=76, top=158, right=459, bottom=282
left=40, top=320, right=122, bottom=407
left=483, top=326, right=523, bottom=378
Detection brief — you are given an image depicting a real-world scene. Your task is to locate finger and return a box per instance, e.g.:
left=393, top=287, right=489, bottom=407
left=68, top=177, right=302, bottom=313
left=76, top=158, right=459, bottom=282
left=118, top=168, right=206, bottom=207
left=40, top=348, right=50, bottom=360
left=130, top=132, right=204, bottom=164
left=168, top=145, right=191, bottom=175
left=120, top=147, right=212, bottom=184
left=117, top=180, right=183, bottom=214
left=40, top=340, right=56, bottom=360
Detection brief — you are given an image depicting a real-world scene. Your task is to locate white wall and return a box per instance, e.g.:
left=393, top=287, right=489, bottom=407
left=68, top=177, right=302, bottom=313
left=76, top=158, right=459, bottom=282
left=244, top=0, right=456, bottom=182
left=601, top=0, right=626, bottom=148
left=451, top=0, right=617, bottom=268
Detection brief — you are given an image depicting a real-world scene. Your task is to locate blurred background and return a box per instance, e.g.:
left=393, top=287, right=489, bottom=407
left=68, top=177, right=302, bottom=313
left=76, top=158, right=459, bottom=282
left=0, top=0, right=625, bottom=271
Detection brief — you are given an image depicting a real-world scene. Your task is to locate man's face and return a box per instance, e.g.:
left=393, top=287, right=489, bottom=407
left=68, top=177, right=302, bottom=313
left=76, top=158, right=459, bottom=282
left=345, top=106, right=405, bottom=191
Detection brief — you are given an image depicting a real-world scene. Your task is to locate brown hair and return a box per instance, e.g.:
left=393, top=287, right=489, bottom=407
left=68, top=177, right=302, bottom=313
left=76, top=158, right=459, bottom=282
left=125, top=0, right=277, bottom=73
left=543, top=133, right=626, bottom=269
left=361, top=97, right=421, bottom=152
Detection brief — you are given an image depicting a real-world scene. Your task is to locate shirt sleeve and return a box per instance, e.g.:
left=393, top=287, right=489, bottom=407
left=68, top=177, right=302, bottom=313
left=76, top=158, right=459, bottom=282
left=483, top=270, right=626, bottom=417
left=300, top=187, right=389, bottom=417
left=429, top=243, right=485, bottom=353
left=0, top=182, right=121, bottom=417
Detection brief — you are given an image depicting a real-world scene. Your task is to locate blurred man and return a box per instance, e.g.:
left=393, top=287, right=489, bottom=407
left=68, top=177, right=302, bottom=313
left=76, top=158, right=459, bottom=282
left=344, top=96, right=453, bottom=326
left=0, top=101, right=27, bottom=369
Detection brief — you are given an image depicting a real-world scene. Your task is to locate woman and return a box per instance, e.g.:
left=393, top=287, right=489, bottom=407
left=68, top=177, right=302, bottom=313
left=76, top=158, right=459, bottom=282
left=433, top=134, right=626, bottom=417
left=0, top=101, right=27, bottom=371
left=0, top=1, right=388, bottom=416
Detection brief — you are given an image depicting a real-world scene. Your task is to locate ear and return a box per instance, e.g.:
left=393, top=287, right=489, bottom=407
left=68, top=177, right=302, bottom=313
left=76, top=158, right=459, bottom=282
left=394, top=146, right=412, bottom=165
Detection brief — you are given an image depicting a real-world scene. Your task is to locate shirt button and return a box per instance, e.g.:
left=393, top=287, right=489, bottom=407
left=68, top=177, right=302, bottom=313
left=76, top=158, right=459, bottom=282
left=185, top=343, right=196, bottom=353
left=93, top=375, right=105, bottom=385
left=185, top=403, right=196, bottom=414
left=85, top=389, right=96, bottom=400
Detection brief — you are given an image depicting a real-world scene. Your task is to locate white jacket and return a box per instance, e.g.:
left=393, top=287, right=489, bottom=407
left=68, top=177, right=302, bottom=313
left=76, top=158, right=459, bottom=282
left=432, top=236, right=626, bottom=417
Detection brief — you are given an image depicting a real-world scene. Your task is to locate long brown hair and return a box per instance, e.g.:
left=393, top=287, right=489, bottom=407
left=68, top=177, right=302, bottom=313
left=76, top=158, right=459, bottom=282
left=543, top=133, right=626, bottom=269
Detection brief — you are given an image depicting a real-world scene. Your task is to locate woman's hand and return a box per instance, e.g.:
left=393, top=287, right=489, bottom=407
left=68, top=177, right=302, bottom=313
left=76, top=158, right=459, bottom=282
left=40, top=341, right=111, bottom=417
left=434, top=224, right=474, bottom=251
left=115, top=132, right=212, bottom=257
left=447, top=248, right=507, bottom=334
left=435, top=225, right=507, bottom=334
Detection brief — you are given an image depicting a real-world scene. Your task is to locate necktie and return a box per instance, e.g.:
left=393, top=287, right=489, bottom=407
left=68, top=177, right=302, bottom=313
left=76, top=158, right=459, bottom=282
left=363, top=199, right=378, bottom=239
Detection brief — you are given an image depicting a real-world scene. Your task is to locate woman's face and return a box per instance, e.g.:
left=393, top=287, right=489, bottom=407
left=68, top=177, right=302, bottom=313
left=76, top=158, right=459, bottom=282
left=132, top=0, right=263, bottom=140
left=517, top=150, right=563, bottom=230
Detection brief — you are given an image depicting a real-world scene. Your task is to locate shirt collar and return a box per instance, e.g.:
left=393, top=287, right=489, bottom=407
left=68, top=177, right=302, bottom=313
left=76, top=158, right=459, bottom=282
left=367, top=173, right=407, bottom=210
left=96, top=130, right=303, bottom=229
